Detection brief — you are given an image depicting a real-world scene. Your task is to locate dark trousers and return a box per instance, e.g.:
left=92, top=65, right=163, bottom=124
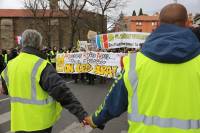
left=15, top=127, right=52, bottom=133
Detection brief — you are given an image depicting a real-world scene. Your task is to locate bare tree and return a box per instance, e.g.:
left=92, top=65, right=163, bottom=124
left=59, top=0, right=88, bottom=49
left=88, top=0, right=127, bottom=33
left=24, top=0, right=56, bottom=47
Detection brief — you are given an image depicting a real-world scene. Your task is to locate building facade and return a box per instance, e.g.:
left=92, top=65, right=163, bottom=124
left=115, top=15, right=159, bottom=33
left=0, top=9, right=105, bottom=50
left=115, top=14, right=193, bottom=33
left=194, top=14, right=200, bottom=25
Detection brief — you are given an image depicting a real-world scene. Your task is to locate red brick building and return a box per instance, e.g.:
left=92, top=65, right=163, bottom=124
left=115, top=14, right=193, bottom=33
left=115, top=15, right=159, bottom=33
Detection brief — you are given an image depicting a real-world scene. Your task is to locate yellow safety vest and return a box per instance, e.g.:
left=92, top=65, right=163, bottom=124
left=124, top=52, right=200, bottom=133
left=1, top=52, right=62, bottom=132
left=3, top=54, right=8, bottom=64
left=50, top=51, right=56, bottom=63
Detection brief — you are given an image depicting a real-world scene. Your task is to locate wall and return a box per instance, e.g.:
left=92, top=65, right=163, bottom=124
left=0, top=19, right=14, bottom=49
left=0, top=12, right=105, bottom=50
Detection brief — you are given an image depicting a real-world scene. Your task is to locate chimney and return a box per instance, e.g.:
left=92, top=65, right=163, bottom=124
left=50, top=0, right=59, bottom=10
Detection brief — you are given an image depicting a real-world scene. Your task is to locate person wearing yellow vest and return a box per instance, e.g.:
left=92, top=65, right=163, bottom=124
left=2, top=49, right=8, bottom=67
left=0, top=29, right=88, bottom=133
left=49, top=46, right=57, bottom=68
left=84, top=3, right=200, bottom=133
left=3, top=53, right=8, bottom=64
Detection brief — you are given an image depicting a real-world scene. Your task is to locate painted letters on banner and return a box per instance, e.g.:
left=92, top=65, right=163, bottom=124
left=56, top=52, right=125, bottom=78
left=96, top=32, right=150, bottom=49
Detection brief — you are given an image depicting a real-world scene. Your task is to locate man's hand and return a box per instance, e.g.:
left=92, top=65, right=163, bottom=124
left=84, top=116, right=97, bottom=128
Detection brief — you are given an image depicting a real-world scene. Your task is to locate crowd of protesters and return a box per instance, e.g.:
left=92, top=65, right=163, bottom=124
left=0, top=21, right=199, bottom=85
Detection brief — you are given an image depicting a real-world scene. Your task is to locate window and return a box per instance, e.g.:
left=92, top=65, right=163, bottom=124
left=136, top=21, right=142, bottom=26
left=50, top=19, right=59, bottom=26
left=136, top=29, right=142, bottom=32
left=152, top=22, right=158, bottom=26
left=125, top=24, right=127, bottom=29
left=124, top=24, right=128, bottom=31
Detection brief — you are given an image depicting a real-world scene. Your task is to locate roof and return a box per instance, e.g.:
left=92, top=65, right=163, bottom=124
left=0, top=9, right=102, bottom=18
left=124, top=15, right=159, bottom=21
left=0, top=9, right=67, bottom=18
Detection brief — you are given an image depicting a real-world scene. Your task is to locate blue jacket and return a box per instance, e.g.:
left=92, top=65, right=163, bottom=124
left=92, top=24, right=200, bottom=128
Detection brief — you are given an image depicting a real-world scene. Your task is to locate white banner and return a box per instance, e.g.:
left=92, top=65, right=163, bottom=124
left=56, top=52, right=126, bottom=78
left=96, top=32, right=150, bottom=49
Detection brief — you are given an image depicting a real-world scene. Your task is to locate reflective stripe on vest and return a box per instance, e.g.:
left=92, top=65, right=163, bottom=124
left=4, top=58, right=53, bottom=105
left=127, top=53, right=200, bottom=130
left=4, top=54, right=8, bottom=64
left=3, top=67, right=9, bottom=87
left=50, top=51, right=55, bottom=56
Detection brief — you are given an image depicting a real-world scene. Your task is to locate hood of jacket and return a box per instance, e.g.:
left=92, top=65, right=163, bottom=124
left=141, top=24, right=200, bottom=64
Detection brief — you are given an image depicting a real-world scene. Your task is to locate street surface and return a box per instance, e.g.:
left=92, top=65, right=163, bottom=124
left=0, top=77, right=128, bottom=133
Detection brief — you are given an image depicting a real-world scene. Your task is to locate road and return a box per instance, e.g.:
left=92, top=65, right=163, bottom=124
left=0, top=77, right=128, bottom=133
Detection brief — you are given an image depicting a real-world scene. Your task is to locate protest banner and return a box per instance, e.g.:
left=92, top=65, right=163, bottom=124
left=56, top=52, right=125, bottom=78
left=96, top=32, right=150, bottom=49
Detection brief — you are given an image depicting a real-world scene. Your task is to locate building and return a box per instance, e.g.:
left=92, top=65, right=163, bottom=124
left=0, top=0, right=105, bottom=50
left=194, top=14, right=200, bottom=25
left=115, top=15, right=159, bottom=33
left=115, top=13, right=193, bottom=33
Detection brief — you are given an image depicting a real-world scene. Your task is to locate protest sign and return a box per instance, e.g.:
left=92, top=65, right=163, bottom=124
left=56, top=52, right=125, bottom=78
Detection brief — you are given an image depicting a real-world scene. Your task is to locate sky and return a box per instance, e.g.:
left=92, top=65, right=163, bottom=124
left=0, top=0, right=199, bottom=15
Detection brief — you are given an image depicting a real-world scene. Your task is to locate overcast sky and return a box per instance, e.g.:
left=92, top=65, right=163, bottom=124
left=0, top=0, right=199, bottom=15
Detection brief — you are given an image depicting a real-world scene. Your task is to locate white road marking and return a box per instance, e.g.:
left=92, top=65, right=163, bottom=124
left=121, top=130, right=127, bottom=133
left=0, top=112, right=10, bottom=125
left=60, top=122, right=92, bottom=133
left=0, top=98, right=9, bottom=103
left=66, top=81, right=74, bottom=84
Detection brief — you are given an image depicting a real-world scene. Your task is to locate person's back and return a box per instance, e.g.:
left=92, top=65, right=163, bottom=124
left=6, top=51, right=62, bottom=131
left=130, top=52, right=200, bottom=132
left=1, top=29, right=88, bottom=133
left=85, top=3, right=200, bottom=133
left=127, top=4, right=200, bottom=133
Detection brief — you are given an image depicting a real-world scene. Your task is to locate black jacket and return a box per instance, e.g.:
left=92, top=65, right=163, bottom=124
left=0, top=54, right=4, bottom=73
left=1, top=47, right=88, bottom=122
left=8, top=49, right=18, bottom=61
left=192, top=26, right=200, bottom=42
